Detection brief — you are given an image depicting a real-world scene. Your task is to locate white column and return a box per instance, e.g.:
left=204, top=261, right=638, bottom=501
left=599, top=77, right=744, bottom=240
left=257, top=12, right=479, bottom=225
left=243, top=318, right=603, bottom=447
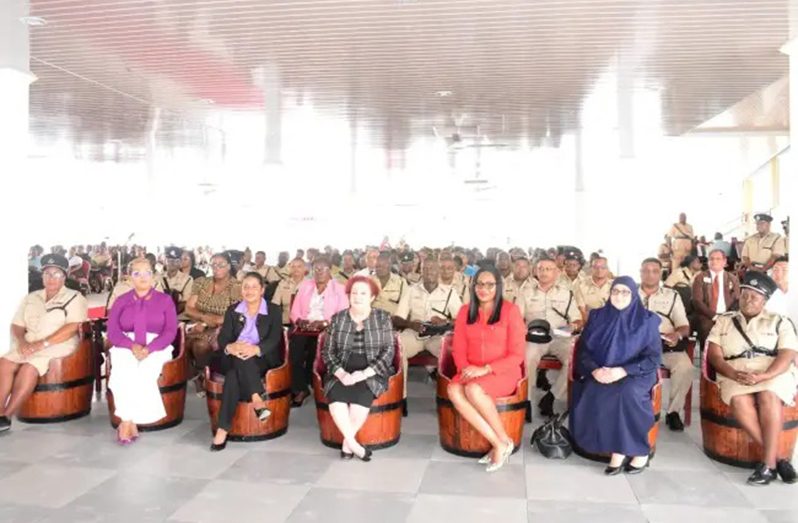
left=783, top=36, right=798, bottom=322
left=255, top=63, right=282, bottom=164
left=0, top=1, right=35, bottom=353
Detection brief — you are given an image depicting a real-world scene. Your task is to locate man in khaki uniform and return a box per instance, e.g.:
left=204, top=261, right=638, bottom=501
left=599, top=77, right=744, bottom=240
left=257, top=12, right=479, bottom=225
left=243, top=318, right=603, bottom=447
left=156, top=246, right=194, bottom=317
left=557, top=251, right=585, bottom=291
left=706, top=272, right=798, bottom=485
left=664, top=255, right=701, bottom=288
left=394, top=260, right=462, bottom=402
left=742, top=213, right=787, bottom=272
left=639, top=258, right=692, bottom=432
left=372, top=253, right=407, bottom=316
left=355, top=247, right=380, bottom=277
left=240, top=251, right=282, bottom=284
left=574, top=256, right=613, bottom=322
left=668, top=212, right=695, bottom=270
left=271, top=258, right=307, bottom=326
left=275, top=251, right=291, bottom=280
left=496, top=251, right=512, bottom=280
left=504, top=257, right=534, bottom=305
left=399, top=251, right=421, bottom=284
left=439, top=254, right=469, bottom=305
left=333, top=250, right=357, bottom=285
left=518, top=258, right=583, bottom=417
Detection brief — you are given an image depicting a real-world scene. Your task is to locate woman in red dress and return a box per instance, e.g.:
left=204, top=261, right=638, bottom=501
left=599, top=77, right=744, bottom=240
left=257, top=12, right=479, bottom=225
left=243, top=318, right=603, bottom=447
left=448, top=264, right=526, bottom=472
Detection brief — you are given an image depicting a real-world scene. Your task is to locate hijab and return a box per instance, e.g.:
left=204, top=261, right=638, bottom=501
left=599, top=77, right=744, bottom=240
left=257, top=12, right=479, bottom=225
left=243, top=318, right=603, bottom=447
left=580, top=276, right=660, bottom=367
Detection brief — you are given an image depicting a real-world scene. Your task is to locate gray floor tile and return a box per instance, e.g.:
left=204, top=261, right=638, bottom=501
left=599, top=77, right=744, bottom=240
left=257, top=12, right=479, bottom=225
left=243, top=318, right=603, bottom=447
left=408, top=494, right=528, bottom=523
left=287, top=487, right=414, bottom=523
left=317, top=457, right=428, bottom=493
left=40, top=471, right=207, bottom=523
left=219, top=450, right=333, bottom=485
left=0, top=431, right=91, bottom=463
left=0, top=503, right=54, bottom=523
left=647, top=440, right=718, bottom=471
left=641, top=504, right=769, bottom=523
left=627, top=469, right=752, bottom=507
left=420, top=460, right=527, bottom=499
left=729, top=472, right=798, bottom=510
left=377, top=433, right=437, bottom=460
left=760, top=509, right=798, bottom=523
left=0, top=464, right=116, bottom=508
left=128, top=442, right=248, bottom=480
left=168, top=479, right=310, bottom=523
left=525, top=463, right=638, bottom=504
left=528, top=500, right=648, bottom=523
left=0, top=458, right=29, bottom=477
left=253, top=427, right=330, bottom=455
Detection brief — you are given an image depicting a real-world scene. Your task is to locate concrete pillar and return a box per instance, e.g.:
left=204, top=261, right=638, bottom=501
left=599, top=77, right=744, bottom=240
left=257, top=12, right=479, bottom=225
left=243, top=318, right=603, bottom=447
left=0, top=1, right=35, bottom=352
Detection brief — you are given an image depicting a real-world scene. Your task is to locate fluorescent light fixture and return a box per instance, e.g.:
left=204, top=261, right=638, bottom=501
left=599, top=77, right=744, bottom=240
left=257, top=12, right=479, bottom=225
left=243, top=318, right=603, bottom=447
left=19, top=16, right=48, bottom=27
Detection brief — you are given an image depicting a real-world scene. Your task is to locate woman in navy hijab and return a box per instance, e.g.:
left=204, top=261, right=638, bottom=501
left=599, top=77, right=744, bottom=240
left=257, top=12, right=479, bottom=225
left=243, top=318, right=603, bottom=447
left=570, top=276, right=662, bottom=475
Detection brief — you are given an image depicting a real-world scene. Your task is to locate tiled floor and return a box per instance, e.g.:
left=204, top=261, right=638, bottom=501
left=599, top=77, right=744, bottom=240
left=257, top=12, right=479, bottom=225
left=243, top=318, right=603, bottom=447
left=0, top=369, right=796, bottom=523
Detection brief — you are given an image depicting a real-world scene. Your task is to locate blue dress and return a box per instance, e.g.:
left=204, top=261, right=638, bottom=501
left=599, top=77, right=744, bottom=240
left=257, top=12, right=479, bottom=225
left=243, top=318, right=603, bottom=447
left=568, top=277, right=662, bottom=457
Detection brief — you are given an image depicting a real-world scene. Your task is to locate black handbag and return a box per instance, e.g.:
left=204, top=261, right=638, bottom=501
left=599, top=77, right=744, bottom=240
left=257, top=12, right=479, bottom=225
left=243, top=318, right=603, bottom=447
left=530, top=411, right=572, bottom=459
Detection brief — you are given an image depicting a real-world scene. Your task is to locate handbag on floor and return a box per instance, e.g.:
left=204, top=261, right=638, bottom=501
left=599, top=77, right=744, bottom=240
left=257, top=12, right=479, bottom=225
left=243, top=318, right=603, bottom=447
left=530, top=410, right=572, bottom=459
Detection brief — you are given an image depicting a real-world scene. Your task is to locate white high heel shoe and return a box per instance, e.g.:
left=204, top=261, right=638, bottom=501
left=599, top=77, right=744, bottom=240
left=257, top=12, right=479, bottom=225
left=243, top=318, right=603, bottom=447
left=485, top=441, right=514, bottom=472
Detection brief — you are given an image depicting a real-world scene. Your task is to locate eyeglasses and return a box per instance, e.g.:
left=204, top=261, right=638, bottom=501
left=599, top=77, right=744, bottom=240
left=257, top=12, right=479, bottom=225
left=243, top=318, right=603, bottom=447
left=313, top=267, right=330, bottom=273
left=610, top=289, right=631, bottom=297
left=475, top=282, right=497, bottom=289
left=42, top=271, right=65, bottom=280
left=211, top=263, right=229, bottom=269
left=131, top=270, right=153, bottom=279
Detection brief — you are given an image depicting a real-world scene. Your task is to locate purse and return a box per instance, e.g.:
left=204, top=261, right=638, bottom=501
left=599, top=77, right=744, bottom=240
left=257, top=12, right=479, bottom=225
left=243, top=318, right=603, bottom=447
left=530, top=411, right=572, bottom=459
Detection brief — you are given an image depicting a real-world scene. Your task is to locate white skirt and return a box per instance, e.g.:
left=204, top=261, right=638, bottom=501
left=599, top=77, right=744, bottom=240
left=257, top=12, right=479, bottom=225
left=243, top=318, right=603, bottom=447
left=108, top=333, right=173, bottom=425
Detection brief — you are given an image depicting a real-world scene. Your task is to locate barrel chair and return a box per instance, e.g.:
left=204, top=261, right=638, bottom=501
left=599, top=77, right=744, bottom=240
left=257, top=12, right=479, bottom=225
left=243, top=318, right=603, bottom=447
left=700, top=347, right=798, bottom=468
left=312, top=332, right=404, bottom=450
left=568, top=338, right=663, bottom=462
left=18, top=322, right=94, bottom=423
left=105, top=324, right=189, bottom=431
left=205, top=329, right=291, bottom=441
left=436, top=334, right=527, bottom=457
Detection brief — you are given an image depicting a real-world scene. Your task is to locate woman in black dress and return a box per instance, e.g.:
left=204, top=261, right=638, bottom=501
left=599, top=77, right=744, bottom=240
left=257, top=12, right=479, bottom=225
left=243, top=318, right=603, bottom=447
left=323, top=275, right=395, bottom=462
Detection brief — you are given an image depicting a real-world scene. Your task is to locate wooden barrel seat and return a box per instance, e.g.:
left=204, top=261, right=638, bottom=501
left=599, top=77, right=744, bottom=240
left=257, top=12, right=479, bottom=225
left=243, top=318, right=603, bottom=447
left=568, top=338, right=662, bottom=463
left=18, top=323, right=94, bottom=423
left=312, top=332, right=404, bottom=450
left=436, top=334, right=527, bottom=457
left=205, top=330, right=291, bottom=441
left=700, top=348, right=798, bottom=468
left=106, top=325, right=189, bottom=431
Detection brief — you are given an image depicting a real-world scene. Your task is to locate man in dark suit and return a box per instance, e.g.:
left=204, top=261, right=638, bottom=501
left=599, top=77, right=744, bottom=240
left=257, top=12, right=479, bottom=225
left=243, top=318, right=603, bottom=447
left=692, top=249, right=741, bottom=347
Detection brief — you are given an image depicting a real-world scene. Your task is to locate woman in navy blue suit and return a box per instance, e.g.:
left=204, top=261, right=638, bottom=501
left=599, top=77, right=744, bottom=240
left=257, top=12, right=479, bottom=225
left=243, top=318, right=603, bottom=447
left=570, top=276, right=662, bottom=475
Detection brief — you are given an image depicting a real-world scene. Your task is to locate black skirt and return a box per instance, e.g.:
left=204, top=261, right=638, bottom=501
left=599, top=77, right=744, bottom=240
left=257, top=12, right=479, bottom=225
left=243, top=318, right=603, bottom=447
left=326, top=352, right=375, bottom=407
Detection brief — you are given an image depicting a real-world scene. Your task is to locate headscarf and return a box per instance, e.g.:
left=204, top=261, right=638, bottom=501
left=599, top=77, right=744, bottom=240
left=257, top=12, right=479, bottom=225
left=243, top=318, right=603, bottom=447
left=579, top=276, right=660, bottom=367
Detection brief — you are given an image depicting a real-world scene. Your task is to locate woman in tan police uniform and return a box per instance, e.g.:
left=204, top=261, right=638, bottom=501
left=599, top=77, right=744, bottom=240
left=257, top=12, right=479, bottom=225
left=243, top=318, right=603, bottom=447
left=707, top=272, right=798, bottom=485
left=0, top=254, right=88, bottom=432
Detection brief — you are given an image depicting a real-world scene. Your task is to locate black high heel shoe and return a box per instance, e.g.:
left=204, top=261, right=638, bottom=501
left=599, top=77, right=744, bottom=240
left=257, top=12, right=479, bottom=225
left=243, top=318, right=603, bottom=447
left=355, top=448, right=373, bottom=462
left=210, top=440, right=227, bottom=452
left=604, top=457, right=629, bottom=476
left=340, top=451, right=354, bottom=460
left=624, top=454, right=653, bottom=474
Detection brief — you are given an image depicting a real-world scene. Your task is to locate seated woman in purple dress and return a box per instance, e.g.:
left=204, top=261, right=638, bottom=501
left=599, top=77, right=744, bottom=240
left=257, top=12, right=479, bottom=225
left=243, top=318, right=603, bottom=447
left=569, top=276, right=661, bottom=475
left=107, top=258, right=178, bottom=444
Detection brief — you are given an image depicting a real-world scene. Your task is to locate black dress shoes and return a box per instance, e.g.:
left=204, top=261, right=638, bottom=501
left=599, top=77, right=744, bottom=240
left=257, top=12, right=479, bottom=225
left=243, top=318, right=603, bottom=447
left=605, top=458, right=628, bottom=476
left=340, top=451, right=354, bottom=460
left=776, top=460, right=797, bottom=484
left=624, top=459, right=650, bottom=475
left=536, top=369, right=552, bottom=391
left=0, top=416, right=11, bottom=433
left=209, top=440, right=227, bottom=452
left=538, top=392, right=555, bottom=418
left=747, top=463, right=776, bottom=485
left=665, top=412, right=685, bottom=432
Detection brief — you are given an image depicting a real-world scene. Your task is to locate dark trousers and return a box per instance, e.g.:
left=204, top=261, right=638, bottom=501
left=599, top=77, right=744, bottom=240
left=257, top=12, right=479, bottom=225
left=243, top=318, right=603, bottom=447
left=216, top=353, right=269, bottom=431
left=289, top=334, right=318, bottom=394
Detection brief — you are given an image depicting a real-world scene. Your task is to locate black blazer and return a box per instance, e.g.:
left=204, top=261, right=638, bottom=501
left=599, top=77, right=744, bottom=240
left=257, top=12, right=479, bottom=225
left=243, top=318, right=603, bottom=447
left=217, top=300, right=284, bottom=369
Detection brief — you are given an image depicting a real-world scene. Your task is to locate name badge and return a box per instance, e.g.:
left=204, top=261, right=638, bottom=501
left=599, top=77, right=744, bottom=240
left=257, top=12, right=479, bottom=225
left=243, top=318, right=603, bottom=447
left=703, top=277, right=711, bottom=284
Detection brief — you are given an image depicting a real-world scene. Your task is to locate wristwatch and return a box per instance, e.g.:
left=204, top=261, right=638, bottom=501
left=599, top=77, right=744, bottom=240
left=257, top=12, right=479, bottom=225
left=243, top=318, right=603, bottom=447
left=42, top=339, right=51, bottom=349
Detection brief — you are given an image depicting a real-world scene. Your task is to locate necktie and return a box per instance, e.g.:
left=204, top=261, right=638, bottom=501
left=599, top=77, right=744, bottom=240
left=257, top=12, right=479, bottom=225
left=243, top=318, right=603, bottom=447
left=710, top=274, right=720, bottom=313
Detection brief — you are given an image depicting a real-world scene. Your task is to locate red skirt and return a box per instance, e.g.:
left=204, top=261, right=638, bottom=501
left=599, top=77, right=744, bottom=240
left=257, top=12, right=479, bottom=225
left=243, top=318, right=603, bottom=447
left=452, top=368, right=520, bottom=400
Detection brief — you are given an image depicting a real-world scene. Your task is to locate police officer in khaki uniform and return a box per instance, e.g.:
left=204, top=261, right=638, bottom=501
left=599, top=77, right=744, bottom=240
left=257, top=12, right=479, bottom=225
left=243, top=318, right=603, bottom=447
left=707, top=272, right=798, bottom=485
left=504, top=257, right=534, bottom=305
left=557, top=251, right=585, bottom=291
left=157, top=246, right=194, bottom=316
left=668, top=212, right=695, bottom=270
left=574, top=256, right=613, bottom=322
left=639, top=258, right=692, bottom=431
left=372, top=252, right=407, bottom=316
left=439, top=253, right=469, bottom=305
left=742, top=213, right=787, bottom=272
left=332, top=250, right=357, bottom=285
left=399, top=251, right=421, bottom=284
left=394, top=259, right=462, bottom=403
left=275, top=251, right=291, bottom=280
left=243, top=251, right=283, bottom=284
left=271, top=258, right=307, bottom=326
left=517, top=258, right=583, bottom=417
left=1, top=254, right=88, bottom=431
left=664, top=255, right=701, bottom=288
left=496, top=251, right=512, bottom=280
